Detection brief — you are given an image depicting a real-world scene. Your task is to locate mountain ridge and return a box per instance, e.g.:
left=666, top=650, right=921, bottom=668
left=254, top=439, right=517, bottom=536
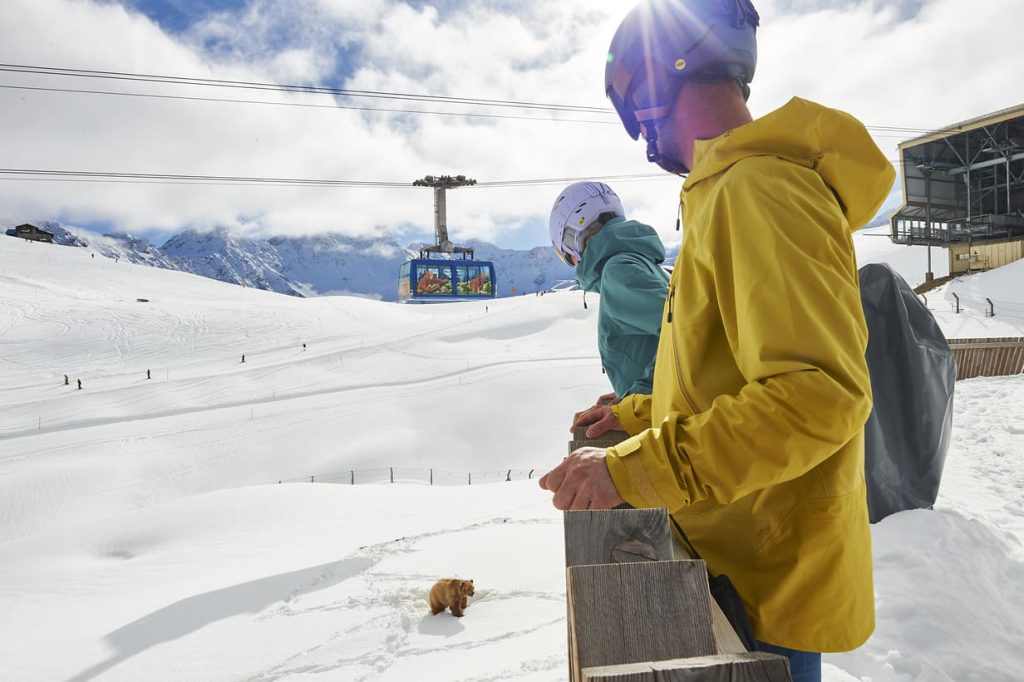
left=2, top=220, right=576, bottom=301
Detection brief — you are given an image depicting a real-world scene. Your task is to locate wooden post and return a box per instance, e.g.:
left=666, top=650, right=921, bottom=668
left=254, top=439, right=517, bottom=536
left=563, top=509, right=787, bottom=682
left=569, top=426, right=630, bottom=453
left=567, top=560, right=716, bottom=677
left=670, top=539, right=746, bottom=655
left=582, top=653, right=791, bottom=681
left=564, top=509, right=746, bottom=656
left=564, top=509, right=714, bottom=682
left=564, top=508, right=672, bottom=567
left=390, top=467, right=394, bottom=483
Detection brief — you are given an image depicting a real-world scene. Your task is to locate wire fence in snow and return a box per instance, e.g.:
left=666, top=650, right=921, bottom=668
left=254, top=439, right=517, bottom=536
left=277, top=467, right=539, bottom=486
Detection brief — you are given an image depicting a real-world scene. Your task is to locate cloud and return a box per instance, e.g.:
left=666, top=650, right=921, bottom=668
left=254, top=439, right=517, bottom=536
left=0, top=0, right=1019, bottom=249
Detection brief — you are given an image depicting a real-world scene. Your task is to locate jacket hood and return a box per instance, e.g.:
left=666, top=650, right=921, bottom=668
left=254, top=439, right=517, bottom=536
left=683, top=97, right=896, bottom=231
left=575, top=218, right=666, bottom=292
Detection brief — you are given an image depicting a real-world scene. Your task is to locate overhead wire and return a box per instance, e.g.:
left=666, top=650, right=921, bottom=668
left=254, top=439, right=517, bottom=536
left=0, top=63, right=612, bottom=114
left=0, top=62, right=946, bottom=136
left=0, top=63, right=950, bottom=189
left=0, top=168, right=674, bottom=189
left=0, top=84, right=618, bottom=126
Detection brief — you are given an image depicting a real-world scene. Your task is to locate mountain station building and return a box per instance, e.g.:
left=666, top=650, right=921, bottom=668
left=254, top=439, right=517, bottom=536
left=10, top=224, right=55, bottom=243
left=891, top=104, right=1024, bottom=279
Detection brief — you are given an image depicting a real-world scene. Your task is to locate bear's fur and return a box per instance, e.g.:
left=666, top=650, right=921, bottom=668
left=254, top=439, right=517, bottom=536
left=428, top=578, right=475, bottom=617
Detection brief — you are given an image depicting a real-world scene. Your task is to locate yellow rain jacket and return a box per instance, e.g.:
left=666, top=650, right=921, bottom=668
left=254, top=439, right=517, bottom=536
left=606, top=97, right=895, bottom=653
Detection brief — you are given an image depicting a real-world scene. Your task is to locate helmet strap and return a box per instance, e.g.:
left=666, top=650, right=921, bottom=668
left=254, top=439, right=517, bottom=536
left=643, top=120, right=690, bottom=176
left=635, top=79, right=690, bottom=175
left=645, top=125, right=661, bottom=164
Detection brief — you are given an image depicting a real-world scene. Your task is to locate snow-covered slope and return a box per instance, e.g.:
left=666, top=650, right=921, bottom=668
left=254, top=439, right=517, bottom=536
left=2, top=221, right=576, bottom=301
left=1, top=229, right=1023, bottom=682
left=3, top=220, right=953, bottom=304
left=925, top=257, right=1024, bottom=338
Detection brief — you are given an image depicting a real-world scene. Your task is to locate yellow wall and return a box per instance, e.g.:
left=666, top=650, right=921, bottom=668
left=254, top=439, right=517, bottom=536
left=948, top=239, right=1024, bottom=274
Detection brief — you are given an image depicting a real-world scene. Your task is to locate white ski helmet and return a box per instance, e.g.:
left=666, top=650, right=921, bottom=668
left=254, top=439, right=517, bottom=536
left=549, top=182, right=625, bottom=266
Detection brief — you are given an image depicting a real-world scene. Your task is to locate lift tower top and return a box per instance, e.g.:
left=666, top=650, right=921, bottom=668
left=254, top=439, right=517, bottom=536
left=413, top=174, right=477, bottom=260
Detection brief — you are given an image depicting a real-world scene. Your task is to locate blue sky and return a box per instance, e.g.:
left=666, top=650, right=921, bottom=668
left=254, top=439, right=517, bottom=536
left=126, top=0, right=249, bottom=33
left=1, top=0, right=1021, bottom=250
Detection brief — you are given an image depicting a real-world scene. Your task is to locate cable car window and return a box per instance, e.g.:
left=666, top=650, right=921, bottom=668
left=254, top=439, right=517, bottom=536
left=416, top=265, right=452, bottom=295
left=456, top=265, right=491, bottom=296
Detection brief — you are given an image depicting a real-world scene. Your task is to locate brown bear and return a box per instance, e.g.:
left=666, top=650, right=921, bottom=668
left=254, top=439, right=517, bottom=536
left=428, top=578, right=475, bottom=617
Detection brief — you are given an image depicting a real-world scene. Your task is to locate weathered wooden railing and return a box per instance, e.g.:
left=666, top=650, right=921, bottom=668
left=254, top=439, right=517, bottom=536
left=562, top=507, right=791, bottom=681
left=948, top=337, right=1024, bottom=380
left=565, top=427, right=789, bottom=681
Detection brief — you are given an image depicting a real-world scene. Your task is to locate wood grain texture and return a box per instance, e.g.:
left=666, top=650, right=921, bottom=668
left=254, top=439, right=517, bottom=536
left=581, top=652, right=791, bottom=681
left=564, top=509, right=673, bottom=568
left=567, top=561, right=717, bottom=678
left=669, top=536, right=747, bottom=655
left=947, top=337, right=1024, bottom=380
left=564, top=508, right=673, bottom=682
left=569, top=428, right=631, bottom=453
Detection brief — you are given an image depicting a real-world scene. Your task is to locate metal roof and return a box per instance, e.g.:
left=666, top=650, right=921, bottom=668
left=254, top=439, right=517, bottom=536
left=899, top=103, right=1024, bottom=151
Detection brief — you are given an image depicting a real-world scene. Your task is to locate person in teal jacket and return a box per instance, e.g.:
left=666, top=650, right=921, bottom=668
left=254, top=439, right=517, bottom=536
left=549, top=182, right=669, bottom=402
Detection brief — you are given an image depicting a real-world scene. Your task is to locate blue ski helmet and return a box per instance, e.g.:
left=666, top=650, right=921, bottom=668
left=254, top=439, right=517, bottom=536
left=605, top=0, right=760, bottom=141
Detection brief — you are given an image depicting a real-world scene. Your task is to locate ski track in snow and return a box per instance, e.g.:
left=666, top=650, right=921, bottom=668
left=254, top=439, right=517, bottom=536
left=0, top=355, right=596, bottom=443
left=251, top=517, right=566, bottom=682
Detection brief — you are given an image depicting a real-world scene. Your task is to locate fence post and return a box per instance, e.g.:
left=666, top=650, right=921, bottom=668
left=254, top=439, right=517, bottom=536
left=351, top=470, right=355, bottom=485
left=529, top=469, right=535, bottom=479
left=390, top=467, right=394, bottom=484
left=563, top=509, right=789, bottom=682
left=986, top=297, right=995, bottom=317
left=310, top=475, right=315, bottom=483
left=468, top=472, right=472, bottom=485
left=430, top=469, right=434, bottom=485
left=953, top=292, right=960, bottom=313
left=506, top=469, right=512, bottom=482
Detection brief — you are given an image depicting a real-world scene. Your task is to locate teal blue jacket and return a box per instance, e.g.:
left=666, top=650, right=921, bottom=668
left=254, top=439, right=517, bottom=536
left=575, top=217, right=669, bottom=398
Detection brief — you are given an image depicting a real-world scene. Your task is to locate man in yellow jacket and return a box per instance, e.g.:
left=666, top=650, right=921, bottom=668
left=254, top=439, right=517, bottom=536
left=539, top=1, right=895, bottom=679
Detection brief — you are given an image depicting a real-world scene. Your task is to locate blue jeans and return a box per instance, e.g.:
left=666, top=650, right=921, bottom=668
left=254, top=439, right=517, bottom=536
left=756, top=641, right=821, bottom=682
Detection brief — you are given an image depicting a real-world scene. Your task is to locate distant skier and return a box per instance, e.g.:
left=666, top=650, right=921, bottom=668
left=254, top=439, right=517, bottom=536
left=76, top=379, right=82, bottom=390
left=64, top=374, right=69, bottom=386
left=241, top=354, right=246, bottom=364
left=302, top=343, right=307, bottom=351
left=146, top=369, right=151, bottom=380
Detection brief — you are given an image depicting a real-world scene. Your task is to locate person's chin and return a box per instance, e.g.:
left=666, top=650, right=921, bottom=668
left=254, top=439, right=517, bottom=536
left=655, top=157, right=689, bottom=176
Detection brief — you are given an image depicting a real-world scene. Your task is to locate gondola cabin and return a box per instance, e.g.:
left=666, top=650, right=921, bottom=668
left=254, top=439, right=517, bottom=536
left=398, top=259, right=497, bottom=302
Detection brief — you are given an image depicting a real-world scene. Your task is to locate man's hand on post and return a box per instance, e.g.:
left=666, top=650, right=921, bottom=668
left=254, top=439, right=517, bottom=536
left=570, top=404, right=624, bottom=438
left=538, top=447, right=626, bottom=510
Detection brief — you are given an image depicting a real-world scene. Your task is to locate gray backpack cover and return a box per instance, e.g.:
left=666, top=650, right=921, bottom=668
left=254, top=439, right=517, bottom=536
left=859, top=263, right=956, bottom=524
